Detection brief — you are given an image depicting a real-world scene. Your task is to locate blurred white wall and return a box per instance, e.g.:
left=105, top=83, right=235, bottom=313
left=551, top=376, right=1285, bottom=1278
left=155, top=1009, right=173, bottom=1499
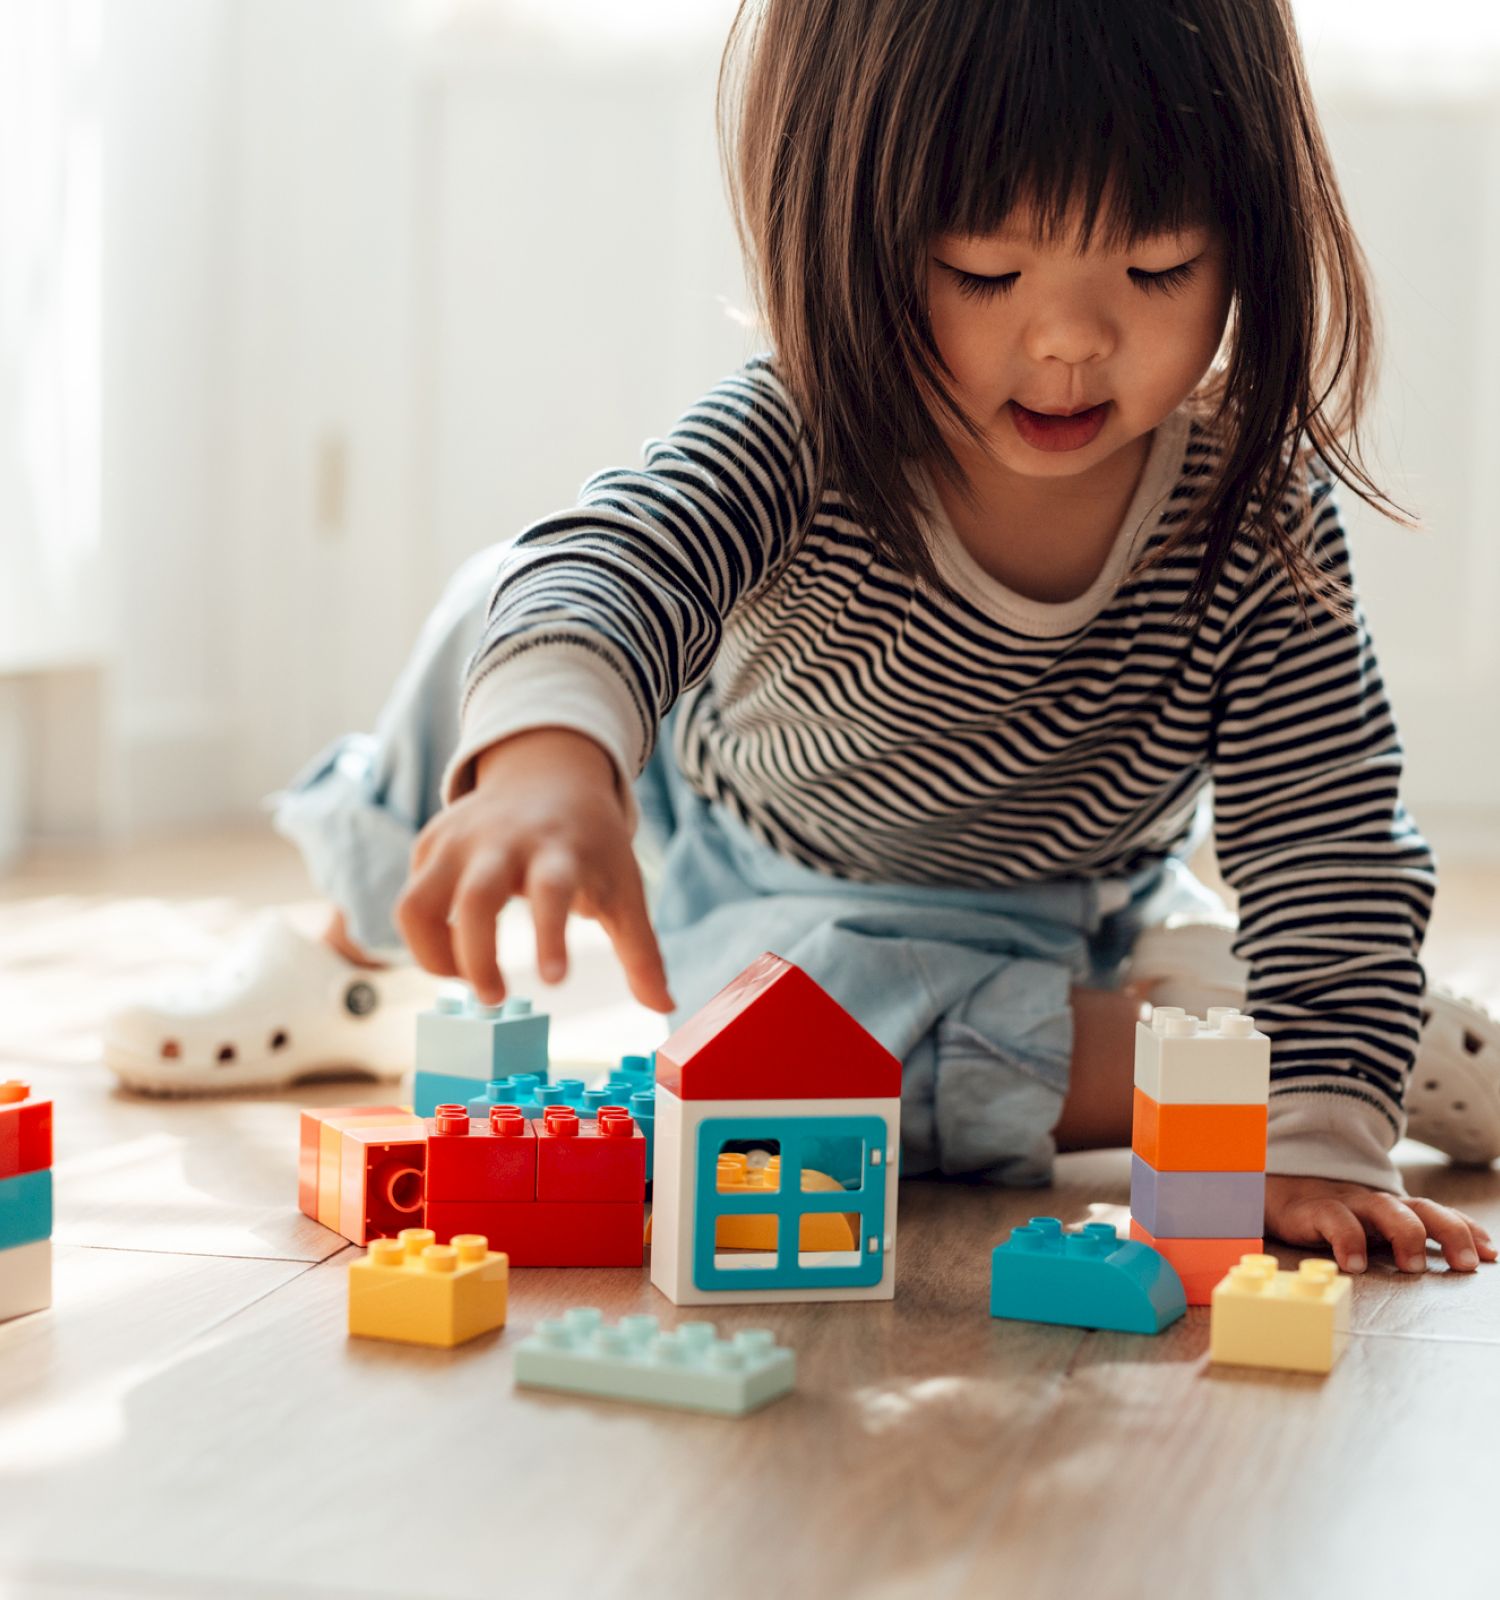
left=2, top=0, right=1498, bottom=862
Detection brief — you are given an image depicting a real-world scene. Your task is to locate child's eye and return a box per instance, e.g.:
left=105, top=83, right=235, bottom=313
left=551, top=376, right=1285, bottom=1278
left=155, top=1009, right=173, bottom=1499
left=946, top=260, right=1200, bottom=301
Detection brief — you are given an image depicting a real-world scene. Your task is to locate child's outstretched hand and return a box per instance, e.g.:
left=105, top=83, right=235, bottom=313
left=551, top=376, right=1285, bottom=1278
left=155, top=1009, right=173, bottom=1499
left=394, top=726, right=675, bottom=1015
left=1266, top=1175, right=1497, bottom=1275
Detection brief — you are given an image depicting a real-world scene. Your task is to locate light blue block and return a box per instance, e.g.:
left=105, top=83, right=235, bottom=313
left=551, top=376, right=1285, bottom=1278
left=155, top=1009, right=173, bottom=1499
left=413, top=1068, right=488, bottom=1117
left=990, top=1217, right=1186, bottom=1334
left=514, top=1307, right=795, bottom=1416
left=0, top=1168, right=52, bottom=1251
left=415, top=992, right=549, bottom=1083
left=1130, top=1155, right=1265, bottom=1239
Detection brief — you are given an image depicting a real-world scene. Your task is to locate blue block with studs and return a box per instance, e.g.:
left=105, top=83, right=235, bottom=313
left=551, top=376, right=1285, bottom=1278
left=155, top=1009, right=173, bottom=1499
left=414, top=991, right=549, bottom=1085
left=990, top=1217, right=1186, bottom=1334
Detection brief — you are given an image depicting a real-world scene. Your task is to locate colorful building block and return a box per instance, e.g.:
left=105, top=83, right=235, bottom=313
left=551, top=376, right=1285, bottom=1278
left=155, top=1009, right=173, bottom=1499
left=990, top=1217, right=1186, bottom=1333
left=425, top=1198, right=643, bottom=1265
left=425, top=1105, right=537, bottom=1203
left=0, top=1168, right=53, bottom=1251
left=336, top=1126, right=428, bottom=1246
left=464, top=1074, right=547, bottom=1118
left=1131, top=1087, right=1267, bottom=1172
left=1134, top=1008, right=1271, bottom=1104
left=0, top=1238, right=51, bottom=1322
left=422, top=1103, right=646, bottom=1266
left=297, top=1103, right=412, bottom=1224
left=347, top=1228, right=508, bottom=1347
left=651, top=952, right=901, bottom=1306
left=415, top=992, right=549, bottom=1083
left=1209, top=1254, right=1352, bottom=1374
left=1128, top=1220, right=1262, bottom=1306
left=514, top=1307, right=795, bottom=1415
left=1130, top=1154, right=1265, bottom=1239
left=0, top=1082, right=52, bottom=1179
left=535, top=1106, right=645, bottom=1202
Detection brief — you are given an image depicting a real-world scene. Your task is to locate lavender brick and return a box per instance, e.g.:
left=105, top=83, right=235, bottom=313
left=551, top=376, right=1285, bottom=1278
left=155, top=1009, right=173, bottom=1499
left=1130, top=1154, right=1265, bottom=1239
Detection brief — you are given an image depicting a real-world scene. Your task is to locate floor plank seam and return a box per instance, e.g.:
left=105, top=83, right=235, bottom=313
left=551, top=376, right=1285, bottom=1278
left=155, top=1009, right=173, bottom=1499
left=1348, top=1326, right=1500, bottom=1348
left=69, top=1242, right=344, bottom=1267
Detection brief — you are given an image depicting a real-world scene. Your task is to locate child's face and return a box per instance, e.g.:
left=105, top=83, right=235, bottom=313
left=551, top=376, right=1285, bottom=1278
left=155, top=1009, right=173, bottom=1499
left=924, top=198, right=1232, bottom=487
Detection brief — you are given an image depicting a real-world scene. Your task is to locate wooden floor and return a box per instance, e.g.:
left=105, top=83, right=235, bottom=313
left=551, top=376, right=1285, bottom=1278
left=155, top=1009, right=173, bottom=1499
left=1, top=828, right=1497, bottom=1599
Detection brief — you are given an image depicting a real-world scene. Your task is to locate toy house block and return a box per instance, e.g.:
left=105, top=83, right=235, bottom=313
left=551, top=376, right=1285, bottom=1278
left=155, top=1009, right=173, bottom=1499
left=0, top=1082, right=53, bottom=1179
left=1130, top=1155, right=1265, bottom=1240
left=0, top=1168, right=53, bottom=1252
left=1131, top=1087, right=1268, bottom=1172
left=298, top=1103, right=411, bottom=1222
left=336, top=1126, right=428, bottom=1245
left=514, top=1307, right=795, bottom=1416
left=990, top=1218, right=1186, bottom=1333
left=425, top=1105, right=536, bottom=1203
left=650, top=952, right=902, bottom=1307
left=535, top=1106, right=645, bottom=1202
left=415, top=992, right=549, bottom=1084
left=347, top=1228, right=508, bottom=1348
left=0, top=1238, right=52, bottom=1323
left=1210, top=1254, right=1352, bottom=1374
left=1134, top=1009, right=1270, bottom=1105
left=1128, top=1220, right=1262, bottom=1307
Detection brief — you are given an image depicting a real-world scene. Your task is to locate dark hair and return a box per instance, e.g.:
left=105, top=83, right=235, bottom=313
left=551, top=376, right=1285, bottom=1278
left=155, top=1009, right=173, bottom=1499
left=716, top=0, right=1420, bottom=624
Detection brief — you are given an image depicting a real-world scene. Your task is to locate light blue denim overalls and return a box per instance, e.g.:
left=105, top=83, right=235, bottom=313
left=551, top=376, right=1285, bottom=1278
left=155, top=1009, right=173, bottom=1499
left=269, top=542, right=1231, bottom=1187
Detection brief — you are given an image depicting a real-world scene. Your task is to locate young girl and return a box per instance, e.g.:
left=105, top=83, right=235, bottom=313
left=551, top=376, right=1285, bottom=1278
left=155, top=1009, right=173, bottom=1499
left=109, top=0, right=1498, bottom=1276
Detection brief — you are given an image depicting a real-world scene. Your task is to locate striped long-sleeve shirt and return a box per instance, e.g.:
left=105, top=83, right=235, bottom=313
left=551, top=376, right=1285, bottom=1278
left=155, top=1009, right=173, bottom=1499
left=443, top=352, right=1436, bottom=1192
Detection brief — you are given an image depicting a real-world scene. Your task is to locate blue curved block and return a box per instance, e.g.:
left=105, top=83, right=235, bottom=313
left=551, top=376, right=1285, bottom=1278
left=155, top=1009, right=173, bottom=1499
left=990, top=1217, right=1186, bottom=1334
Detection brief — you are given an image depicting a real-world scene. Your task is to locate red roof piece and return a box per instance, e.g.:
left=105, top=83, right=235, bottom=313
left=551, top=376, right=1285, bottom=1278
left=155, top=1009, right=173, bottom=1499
left=655, top=952, right=902, bottom=1101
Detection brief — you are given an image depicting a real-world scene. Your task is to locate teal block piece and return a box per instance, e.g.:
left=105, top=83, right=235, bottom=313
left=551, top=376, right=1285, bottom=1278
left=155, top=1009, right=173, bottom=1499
left=694, top=1115, right=888, bottom=1292
left=415, top=993, right=549, bottom=1083
left=613, top=1054, right=655, bottom=1089
left=413, top=1069, right=488, bottom=1117
left=0, top=1168, right=52, bottom=1251
left=990, top=1217, right=1186, bottom=1334
left=514, top=1307, right=795, bottom=1416
left=464, top=1074, right=547, bottom=1118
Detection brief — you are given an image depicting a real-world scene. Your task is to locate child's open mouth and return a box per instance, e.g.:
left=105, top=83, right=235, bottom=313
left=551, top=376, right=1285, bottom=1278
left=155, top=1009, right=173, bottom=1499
left=1009, top=401, right=1111, bottom=452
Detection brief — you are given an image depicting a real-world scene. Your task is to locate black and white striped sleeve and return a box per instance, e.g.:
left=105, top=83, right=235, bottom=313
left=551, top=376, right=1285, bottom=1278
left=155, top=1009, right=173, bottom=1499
left=1210, top=465, right=1437, bottom=1193
left=439, top=355, right=814, bottom=814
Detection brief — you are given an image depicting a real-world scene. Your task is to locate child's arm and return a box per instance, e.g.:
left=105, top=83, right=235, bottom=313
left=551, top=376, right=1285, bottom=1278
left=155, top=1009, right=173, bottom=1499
left=1208, top=462, right=1485, bottom=1269
left=399, top=356, right=812, bottom=1004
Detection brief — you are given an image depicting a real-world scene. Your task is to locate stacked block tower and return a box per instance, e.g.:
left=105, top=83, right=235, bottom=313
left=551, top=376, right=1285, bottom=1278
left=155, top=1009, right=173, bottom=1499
left=1129, top=1006, right=1270, bottom=1305
left=424, top=1101, right=645, bottom=1266
left=412, top=992, right=549, bottom=1116
left=0, top=1080, right=53, bottom=1323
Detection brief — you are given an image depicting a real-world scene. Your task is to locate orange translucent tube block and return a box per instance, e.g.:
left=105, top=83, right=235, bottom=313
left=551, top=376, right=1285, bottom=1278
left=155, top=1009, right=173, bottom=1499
left=1131, top=1087, right=1267, bottom=1173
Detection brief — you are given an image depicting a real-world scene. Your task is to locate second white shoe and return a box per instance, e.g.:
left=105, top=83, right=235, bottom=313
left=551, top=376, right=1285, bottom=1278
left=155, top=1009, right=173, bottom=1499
left=101, top=909, right=442, bottom=1096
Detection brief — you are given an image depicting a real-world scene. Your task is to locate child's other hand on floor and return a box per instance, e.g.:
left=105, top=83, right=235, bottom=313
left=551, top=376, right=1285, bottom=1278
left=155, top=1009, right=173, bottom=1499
left=1265, top=1174, right=1497, bottom=1275
left=394, top=726, right=676, bottom=1015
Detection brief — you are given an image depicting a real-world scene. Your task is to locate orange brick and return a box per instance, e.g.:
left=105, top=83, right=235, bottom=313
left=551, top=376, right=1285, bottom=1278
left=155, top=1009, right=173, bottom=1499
left=1129, top=1220, right=1262, bottom=1306
left=1131, top=1086, right=1267, bottom=1172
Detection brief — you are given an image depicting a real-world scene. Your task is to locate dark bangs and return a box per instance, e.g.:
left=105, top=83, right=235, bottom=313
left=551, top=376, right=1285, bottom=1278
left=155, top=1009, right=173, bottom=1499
left=717, top=0, right=1419, bottom=624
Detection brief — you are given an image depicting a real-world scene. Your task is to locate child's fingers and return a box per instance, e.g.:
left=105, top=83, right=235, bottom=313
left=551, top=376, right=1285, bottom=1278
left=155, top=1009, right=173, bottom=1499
left=450, top=849, right=520, bottom=1007
left=1349, top=1191, right=1431, bottom=1273
left=525, top=846, right=579, bottom=985
left=1303, top=1202, right=1369, bottom=1273
left=592, top=865, right=675, bottom=1015
left=394, top=848, right=463, bottom=981
left=1404, top=1198, right=1486, bottom=1272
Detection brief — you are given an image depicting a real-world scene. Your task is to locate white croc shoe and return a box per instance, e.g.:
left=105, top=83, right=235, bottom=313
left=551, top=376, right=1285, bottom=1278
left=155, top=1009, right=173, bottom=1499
left=101, top=909, right=441, bottom=1096
left=1128, top=920, right=1500, bottom=1168
left=1403, top=985, right=1500, bottom=1167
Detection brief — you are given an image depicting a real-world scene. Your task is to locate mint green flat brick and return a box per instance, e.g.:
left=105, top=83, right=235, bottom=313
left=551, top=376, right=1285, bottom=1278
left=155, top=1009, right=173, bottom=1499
left=515, top=1308, right=795, bottom=1416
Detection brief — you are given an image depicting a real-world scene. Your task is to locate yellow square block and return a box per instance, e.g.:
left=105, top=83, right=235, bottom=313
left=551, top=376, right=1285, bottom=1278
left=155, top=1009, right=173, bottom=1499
left=1209, top=1254, right=1352, bottom=1374
left=348, top=1229, right=509, bottom=1348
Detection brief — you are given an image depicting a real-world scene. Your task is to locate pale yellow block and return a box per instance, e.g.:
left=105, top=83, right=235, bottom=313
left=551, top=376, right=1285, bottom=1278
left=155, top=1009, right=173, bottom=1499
left=347, top=1230, right=509, bottom=1348
left=1209, top=1255, right=1352, bottom=1375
